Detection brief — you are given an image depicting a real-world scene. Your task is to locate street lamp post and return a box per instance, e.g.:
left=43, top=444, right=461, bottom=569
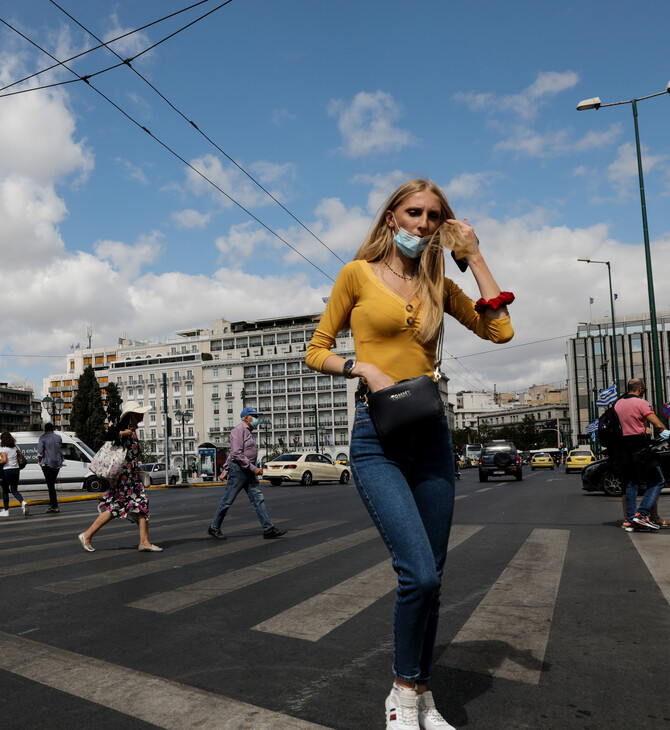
left=577, top=258, right=620, bottom=393
left=174, top=409, right=191, bottom=485
left=577, top=82, right=670, bottom=413
left=42, top=395, right=65, bottom=429
left=260, top=419, right=271, bottom=464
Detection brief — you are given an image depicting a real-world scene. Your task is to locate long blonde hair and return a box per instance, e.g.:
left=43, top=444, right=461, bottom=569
left=354, top=179, right=473, bottom=344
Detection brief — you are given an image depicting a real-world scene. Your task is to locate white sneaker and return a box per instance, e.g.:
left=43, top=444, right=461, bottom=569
left=386, top=686, right=420, bottom=730
left=22, top=501, right=29, bottom=516
left=418, top=690, right=456, bottom=729
left=0, top=509, right=9, bottom=517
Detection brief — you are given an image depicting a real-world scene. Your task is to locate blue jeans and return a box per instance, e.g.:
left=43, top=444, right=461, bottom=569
left=350, top=401, right=455, bottom=683
left=210, top=462, right=273, bottom=531
left=625, top=464, right=665, bottom=519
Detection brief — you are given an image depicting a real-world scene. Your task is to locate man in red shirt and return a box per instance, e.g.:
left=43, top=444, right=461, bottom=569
left=614, top=379, right=670, bottom=530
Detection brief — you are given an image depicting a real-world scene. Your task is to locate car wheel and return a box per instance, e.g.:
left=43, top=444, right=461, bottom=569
left=169, top=476, right=178, bottom=485
left=601, top=471, right=623, bottom=497
left=516, top=472, right=523, bottom=481
left=478, top=472, right=488, bottom=482
left=269, top=479, right=282, bottom=487
left=85, top=475, right=107, bottom=493
left=531, top=467, right=536, bottom=471
left=301, top=471, right=313, bottom=486
left=339, top=470, right=350, bottom=484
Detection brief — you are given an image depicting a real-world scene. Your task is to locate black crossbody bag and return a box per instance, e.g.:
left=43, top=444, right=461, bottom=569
left=366, top=323, right=445, bottom=436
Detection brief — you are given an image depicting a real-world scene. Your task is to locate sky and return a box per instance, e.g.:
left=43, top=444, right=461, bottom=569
left=1, top=0, right=670, bottom=397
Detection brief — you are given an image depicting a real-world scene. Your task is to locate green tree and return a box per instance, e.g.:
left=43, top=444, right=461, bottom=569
left=70, top=366, right=106, bottom=451
left=105, top=381, right=123, bottom=426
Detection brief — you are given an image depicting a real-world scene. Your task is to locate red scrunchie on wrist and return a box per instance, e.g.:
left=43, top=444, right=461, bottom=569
left=474, top=291, right=515, bottom=314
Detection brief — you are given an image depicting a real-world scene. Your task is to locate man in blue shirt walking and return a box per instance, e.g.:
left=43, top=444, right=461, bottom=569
left=38, top=422, right=64, bottom=513
left=207, top=407, right=286, bottom=540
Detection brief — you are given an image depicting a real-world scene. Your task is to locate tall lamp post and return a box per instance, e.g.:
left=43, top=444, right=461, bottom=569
left=174, top=409, right=191, bottom=485
left=577, top=82, right=670, bottom=413
left=577, top=258, right=620, bottom=393
left=42, top=395, right=65, bottom=429
left=260, top=419, right=271, bottom=465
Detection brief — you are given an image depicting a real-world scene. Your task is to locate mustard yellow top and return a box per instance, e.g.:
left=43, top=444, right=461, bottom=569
left=306, top=260, right=514, bottom=383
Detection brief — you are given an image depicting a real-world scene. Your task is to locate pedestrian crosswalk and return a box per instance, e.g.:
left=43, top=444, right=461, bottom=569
left=2, top=506, right=670, bottom=728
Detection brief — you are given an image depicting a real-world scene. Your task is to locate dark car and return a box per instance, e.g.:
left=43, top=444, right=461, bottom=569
left=478, top=440, right=523, bottom=482
left=581, top=441, right=670, bottom=496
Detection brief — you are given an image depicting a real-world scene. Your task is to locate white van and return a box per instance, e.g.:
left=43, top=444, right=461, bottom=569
left=12, top=431, right=106, bottom=492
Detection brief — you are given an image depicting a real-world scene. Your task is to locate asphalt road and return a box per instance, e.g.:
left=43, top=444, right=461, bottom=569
left=1, top=468, right=670, bottom=729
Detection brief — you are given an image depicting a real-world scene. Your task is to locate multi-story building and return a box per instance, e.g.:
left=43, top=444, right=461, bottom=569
left=0, top=383, right=41, bottom=432
left=44, top=314, right=454, bottom=468
left=566, top=311, right=670, bottom=444
left=452, top=386, right=570, bottom=447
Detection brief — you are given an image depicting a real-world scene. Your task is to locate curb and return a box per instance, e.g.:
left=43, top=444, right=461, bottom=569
left=7, top=479, right=272, bottom=508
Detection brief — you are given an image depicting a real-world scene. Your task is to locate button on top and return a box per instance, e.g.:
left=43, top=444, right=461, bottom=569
left=406, top=304, right=414, bottom=312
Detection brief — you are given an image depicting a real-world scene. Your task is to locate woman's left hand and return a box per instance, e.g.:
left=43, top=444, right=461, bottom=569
left=447, top=218, right=479, bottom=248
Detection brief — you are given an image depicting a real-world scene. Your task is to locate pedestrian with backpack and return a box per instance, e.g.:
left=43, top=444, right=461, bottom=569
left=611, top=379, right=670, bottom=531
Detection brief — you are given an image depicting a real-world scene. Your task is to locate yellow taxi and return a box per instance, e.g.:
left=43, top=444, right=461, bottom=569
left=565, top=448, right=596, bottom=474
left=531, top=453, right=555, bottom=470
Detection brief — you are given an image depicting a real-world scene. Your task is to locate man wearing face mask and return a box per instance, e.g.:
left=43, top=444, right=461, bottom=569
left=207, top=407, right=286, bottom=540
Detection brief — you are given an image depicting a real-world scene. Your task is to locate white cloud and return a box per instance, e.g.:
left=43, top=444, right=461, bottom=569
left=171, top=208, right=211, bottom=229
left=328, top=91, right=417, bottom=158
left=454, top=70, right=580, bottom=121
left=183, top=153, right=294, bottom=209
left=94, top=232, right=163, bottom=280
left=272, top=108, right=296, bottom=125
left=607, top=142, right=665, bottom=196
left=494, top=123, right=622, bottom=158
left=215, top=221, right=272, bottom=262
left=116, top=157, right=149, bottom=185
left=443, top=171, right=501, bottom=201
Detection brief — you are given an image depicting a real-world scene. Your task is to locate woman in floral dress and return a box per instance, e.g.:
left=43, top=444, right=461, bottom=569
left=78, top=400, right=162, bottom=553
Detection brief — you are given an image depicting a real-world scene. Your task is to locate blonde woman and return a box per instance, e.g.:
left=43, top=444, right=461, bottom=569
left=306, top=179, right=514, bottom=730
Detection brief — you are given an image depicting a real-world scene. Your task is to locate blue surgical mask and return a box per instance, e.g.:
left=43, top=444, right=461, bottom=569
left=392, top=221, right=433, bottom=259
left=250, top=416, right=260, bottom=429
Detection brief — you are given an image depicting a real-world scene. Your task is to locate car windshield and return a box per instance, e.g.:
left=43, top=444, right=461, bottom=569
left=572, top=451, right=591, bottom=457
left=272, top=454, right=301, bottom=462
left=535, top=453, right=549, bottom=458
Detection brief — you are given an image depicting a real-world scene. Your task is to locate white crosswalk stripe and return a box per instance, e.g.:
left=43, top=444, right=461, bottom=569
left=252, top=524, right=483, bottom=641
left=0, top=631, right=330, bottom=729
left=436, top=528, right=569, bottom=684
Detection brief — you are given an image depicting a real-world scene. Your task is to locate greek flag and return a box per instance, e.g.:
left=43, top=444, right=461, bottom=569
left=595, top=383, right=618, bottom=407
left=585, top=420, right=599, bottom=434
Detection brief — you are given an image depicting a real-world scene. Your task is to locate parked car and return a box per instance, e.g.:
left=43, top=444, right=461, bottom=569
left=263, top=452, right=350, bottom=486
left=139, top=462, right=180, bottom=485
left=581, top=441, right=669, bottom=496
left=478, top=440, right=523, bottom=482
left=531, top=453, right=555, bottom=470
left=565, top=448, right=596, bottom=474
left=13, top=431, right=104, bottom=492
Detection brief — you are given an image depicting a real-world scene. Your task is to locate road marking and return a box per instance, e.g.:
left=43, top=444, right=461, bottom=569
left=252, top=524, right=483, bottom=641
left=0, top=514, right=194, bottom=556
left=130, top=527, right=379, bottom=614
left=437, top=528, right=569, bottom=684
left=2, top=519, right=282, bottom=580
left=474, top=487, right=494, bottom=493
left=629, top=532, right=670, bottom=605
left=38, top=521, right=338, bottom=595
left=0, top=631, right=330, bottom=729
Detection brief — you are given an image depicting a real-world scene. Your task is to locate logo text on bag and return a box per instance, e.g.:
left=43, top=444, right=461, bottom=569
left=390, top=390, right=411, bottom=401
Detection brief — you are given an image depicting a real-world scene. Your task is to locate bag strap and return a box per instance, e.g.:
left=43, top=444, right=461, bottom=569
left=433, top=319, right=445, bottom=381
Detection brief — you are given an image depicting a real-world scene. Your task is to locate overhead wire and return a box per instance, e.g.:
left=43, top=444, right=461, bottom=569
left=0, top=18, right=336, bottom=283
left=48, top=0, right=346, bottom=266
left=0, top=0, right=216, bottom=93
left=1, top=0, right=347, bottom=266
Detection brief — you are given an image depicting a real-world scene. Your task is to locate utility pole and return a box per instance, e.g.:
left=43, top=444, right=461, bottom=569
left=314, top=404, right=320, bottom=454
